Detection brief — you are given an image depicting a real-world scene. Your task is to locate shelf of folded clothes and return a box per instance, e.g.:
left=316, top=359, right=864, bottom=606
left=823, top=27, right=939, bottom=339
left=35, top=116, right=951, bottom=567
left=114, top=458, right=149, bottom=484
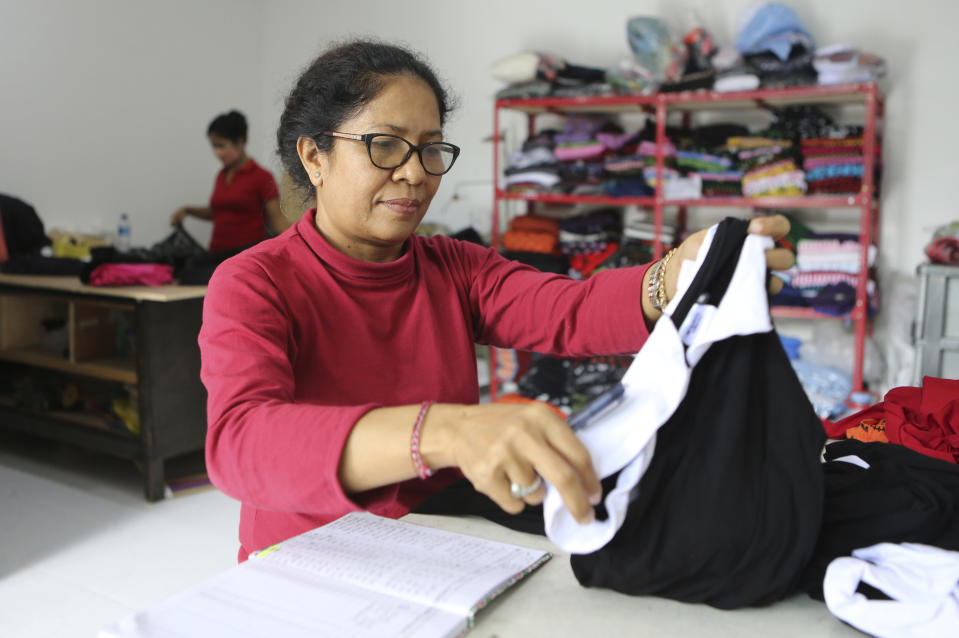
left=771, top=306, right=858, bottom=320
left=499, top=99, right=879, bottom=209
left=771, top=233, right=879, bottom=320
left=662, top=82, right=878, bottom=110
left=497, top=94, right=658, bottom=114
left=662, top=195, right=867, bottom=208
left=496, top=82, right=878, bottom=113
left=496, top=191, right=656, bottom=207
left=499, top=188, right=868, bottom=210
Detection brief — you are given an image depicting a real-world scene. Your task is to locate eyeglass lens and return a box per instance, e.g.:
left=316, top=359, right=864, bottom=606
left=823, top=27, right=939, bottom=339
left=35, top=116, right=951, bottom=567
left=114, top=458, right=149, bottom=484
left=368, top=135, right=457, bottom=175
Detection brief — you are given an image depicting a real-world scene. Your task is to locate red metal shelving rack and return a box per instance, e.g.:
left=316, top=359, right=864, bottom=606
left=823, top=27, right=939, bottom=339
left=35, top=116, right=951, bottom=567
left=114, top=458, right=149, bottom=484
left=490, top=82, right=883, bottom=400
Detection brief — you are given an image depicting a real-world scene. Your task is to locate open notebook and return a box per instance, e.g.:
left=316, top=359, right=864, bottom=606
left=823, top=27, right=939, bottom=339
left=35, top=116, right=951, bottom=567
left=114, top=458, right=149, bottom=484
left=99, top=512, right=551, bottom=638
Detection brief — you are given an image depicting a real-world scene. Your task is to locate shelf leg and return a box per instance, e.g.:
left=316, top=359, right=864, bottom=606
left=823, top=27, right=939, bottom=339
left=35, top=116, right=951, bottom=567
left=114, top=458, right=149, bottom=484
left=143, top=457, right=165, bottom=502
left=654, top=98, right=667, bottom=259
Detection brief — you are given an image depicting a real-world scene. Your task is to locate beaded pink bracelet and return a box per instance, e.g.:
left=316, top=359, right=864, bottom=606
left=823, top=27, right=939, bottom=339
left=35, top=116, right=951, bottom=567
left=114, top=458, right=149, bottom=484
left=410, top=400, right=434, bottom=479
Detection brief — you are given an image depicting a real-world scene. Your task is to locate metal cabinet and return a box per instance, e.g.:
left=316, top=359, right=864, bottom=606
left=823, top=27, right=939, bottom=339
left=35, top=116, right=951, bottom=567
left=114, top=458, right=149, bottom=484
left=913, top=263, right=959, bottom=383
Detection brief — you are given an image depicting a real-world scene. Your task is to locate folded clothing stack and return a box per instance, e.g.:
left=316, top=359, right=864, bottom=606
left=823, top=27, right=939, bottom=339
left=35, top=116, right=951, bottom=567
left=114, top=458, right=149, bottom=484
left=503, top=131, right=562, bottom=194
left=500, top=214, right=562, bottom=256
left=492, top=51, right=609, bottom=100
left=802, top=136, right=866, bottom=195
left=742, top=158, right=806, bottom=197
left=772, top=233, right=878, bottom=316
left=558, top=209, right=622, bottom=278
left=926, top=221, right=959, bottom=265
left=677, top=150, right=741, bottom=197
left=813, top=44, right=886, bottom=86
left=736, top=2, right=818, bottom=88
left=616, top=211, right=678, bottom=267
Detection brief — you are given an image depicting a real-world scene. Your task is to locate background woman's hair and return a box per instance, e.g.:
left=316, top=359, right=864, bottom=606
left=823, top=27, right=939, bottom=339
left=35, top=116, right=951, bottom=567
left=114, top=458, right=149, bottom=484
left=207, top=110, right=248, bottom=143
left=276, top=39, right=456, bottom=196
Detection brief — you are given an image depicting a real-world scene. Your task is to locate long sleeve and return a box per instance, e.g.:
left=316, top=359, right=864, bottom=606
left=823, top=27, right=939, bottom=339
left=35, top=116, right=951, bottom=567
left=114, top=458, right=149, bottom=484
left=446, top=242, right=653, bottom=356
left=198, top=212, right=655, bottom=559
left=200, top=258, right=378, bottom=515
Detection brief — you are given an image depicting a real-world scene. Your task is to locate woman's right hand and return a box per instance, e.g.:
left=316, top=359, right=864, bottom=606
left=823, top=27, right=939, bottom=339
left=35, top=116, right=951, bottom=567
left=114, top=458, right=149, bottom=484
left=170, top=207, right=189, bottom=226
left=424, top=402, right=602, bottom=525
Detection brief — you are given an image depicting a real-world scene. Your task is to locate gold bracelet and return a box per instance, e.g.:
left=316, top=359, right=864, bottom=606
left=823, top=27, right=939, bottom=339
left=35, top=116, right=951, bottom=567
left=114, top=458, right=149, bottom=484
left=647, top=248, right=677, bottom=313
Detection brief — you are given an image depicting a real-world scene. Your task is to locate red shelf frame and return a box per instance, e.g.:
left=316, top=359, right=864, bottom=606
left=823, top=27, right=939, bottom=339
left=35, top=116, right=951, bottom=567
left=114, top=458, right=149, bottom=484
left=490, top=82, right=883, bottom=399
left=770, top=307, right=863, bottom=321
left=496, top=191, right=867, bottom=210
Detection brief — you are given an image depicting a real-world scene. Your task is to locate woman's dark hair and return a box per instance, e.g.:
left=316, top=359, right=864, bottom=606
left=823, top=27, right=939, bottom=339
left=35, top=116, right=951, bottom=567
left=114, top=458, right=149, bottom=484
left=277, top=40, right=456, bottom=195
left=207, top=110, right=248, bottom=143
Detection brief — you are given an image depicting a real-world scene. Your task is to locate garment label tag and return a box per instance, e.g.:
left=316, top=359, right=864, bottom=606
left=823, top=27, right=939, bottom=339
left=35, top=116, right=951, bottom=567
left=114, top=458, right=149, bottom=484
left=678, top=303, right=716, bottom=347
left=833, top=454, right=871, bottom=469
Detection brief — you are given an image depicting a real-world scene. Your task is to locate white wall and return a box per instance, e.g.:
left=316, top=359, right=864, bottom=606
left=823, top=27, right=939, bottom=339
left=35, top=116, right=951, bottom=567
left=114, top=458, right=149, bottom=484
left=252, top=0, right=958, bottom=280
left=2, top=0, right=957, bottom=280
left=0, top=0, right=267, bottom=249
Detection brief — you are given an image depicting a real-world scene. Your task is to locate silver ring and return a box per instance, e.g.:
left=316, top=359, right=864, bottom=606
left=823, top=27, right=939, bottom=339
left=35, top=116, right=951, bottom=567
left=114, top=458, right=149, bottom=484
left=510, top=475, right=543, bottom=499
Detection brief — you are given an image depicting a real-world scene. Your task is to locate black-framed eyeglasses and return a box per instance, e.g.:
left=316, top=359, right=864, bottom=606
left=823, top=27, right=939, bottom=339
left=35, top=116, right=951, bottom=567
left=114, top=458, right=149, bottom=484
left=320, top=132, right=460, bottom=176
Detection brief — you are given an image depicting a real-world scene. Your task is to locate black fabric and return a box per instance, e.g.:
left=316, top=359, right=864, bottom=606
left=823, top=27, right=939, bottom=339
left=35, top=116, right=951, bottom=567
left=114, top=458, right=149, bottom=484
left=413, top=477, right=547, bottom=536
left=569, top=218, right=826, bottom=609
left=800, top=439, right=959, bottom=600
left=669, top=218, right=750, bottom=326
left=659, top=70, right=715, bottom=93
left=78, top=226, right=212, bottom=284
left=449, top=227, right=487, bottom=247
left=691, top=124, right=752, bottom=150
left=177, top=244, right=250, bottom=285
left=0, top=193, right=50, bottom=256
left=500, top=250, right=569, bottom=274
left=517, top=355, right=570, bottom=400
left=855, top=581, right=893, bottom=601
left=0, top=255, right=85, bottom=275
left=149, top=225, right=207, bottom=264
left=744, top=45, right=818, bottom=88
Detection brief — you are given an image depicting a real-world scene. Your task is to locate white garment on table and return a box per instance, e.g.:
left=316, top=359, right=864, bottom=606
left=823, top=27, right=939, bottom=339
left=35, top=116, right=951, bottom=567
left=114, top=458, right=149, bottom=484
left=824, top=542, right=959, bottom=638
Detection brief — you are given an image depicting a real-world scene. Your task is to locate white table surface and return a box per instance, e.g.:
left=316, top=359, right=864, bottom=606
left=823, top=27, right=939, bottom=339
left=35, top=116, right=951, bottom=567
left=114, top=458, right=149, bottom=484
left=402, top=513, right=860, bottom=638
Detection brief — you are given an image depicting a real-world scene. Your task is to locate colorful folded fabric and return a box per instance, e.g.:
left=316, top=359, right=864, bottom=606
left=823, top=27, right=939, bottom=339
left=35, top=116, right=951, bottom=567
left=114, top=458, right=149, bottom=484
left=806, top=164, right=864, bottom=181
left=501, top=230, right=560, bottom=255
left=509, top=215, right=561, bottom=234
left=806, top=177, right=862, bottom=194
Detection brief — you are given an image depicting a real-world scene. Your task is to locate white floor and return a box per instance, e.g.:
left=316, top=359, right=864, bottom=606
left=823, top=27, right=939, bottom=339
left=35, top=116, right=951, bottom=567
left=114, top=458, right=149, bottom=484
left=0, top=432, right=239, bottom=638
left=0, top=430, right=862, bottom=638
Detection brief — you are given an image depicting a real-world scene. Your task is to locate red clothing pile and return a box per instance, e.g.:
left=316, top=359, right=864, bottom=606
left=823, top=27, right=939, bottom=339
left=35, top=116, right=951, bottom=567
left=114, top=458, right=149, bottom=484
left=199, top=210, right=651, bottom=560
left=825, top=377, right=959, bottom=463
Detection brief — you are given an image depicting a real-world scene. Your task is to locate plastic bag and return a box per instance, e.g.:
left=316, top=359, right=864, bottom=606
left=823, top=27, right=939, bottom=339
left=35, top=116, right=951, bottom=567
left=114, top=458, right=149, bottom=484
left=799, top=321, right=885, bottom=388
left=626, top=17, right=686, bottom=83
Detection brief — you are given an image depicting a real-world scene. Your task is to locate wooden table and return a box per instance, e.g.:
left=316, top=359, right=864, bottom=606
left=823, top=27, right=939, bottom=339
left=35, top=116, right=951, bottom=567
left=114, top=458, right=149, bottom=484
left=0, top=273, right=208, bottom=500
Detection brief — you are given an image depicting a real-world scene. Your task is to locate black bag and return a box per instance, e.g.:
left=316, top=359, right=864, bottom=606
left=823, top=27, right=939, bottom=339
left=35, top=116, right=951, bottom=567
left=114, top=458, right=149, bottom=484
left=0, top=193, right=50, bottom=256
left=78, top=225, right=211, bottom=284
left=569, top=218, right=826, bottom=608
left=149, top=224, right=207, bottom=263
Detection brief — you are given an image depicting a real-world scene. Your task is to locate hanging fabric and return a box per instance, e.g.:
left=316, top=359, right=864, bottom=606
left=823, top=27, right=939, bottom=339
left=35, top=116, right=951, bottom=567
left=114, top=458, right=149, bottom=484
left=544, top=217, right=826, bottom=609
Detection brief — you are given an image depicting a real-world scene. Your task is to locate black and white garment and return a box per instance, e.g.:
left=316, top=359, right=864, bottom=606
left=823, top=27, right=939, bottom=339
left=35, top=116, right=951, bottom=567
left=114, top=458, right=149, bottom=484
left=802, top=439, right=959, bottom=600
left=544, top=217, right=826, bottom=609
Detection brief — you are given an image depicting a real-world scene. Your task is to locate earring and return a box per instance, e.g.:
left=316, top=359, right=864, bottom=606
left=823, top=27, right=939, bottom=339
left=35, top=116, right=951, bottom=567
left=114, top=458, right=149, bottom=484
left=314, top=171, right=320, bottom=178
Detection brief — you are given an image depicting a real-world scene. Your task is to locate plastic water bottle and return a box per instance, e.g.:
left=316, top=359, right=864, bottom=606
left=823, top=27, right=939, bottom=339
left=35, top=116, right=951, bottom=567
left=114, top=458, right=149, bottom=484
left=117, top=213, right=131, bottom=252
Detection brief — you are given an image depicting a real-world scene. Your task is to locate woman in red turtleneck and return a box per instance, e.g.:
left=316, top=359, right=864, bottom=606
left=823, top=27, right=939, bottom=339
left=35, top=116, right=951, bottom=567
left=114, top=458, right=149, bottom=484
left=198, top=41, right=793, bottom=562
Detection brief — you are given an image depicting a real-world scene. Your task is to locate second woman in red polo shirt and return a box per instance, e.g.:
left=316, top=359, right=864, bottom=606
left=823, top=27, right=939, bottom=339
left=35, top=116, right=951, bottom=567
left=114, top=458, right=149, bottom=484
left=172, top=110, right=290, bottom=253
